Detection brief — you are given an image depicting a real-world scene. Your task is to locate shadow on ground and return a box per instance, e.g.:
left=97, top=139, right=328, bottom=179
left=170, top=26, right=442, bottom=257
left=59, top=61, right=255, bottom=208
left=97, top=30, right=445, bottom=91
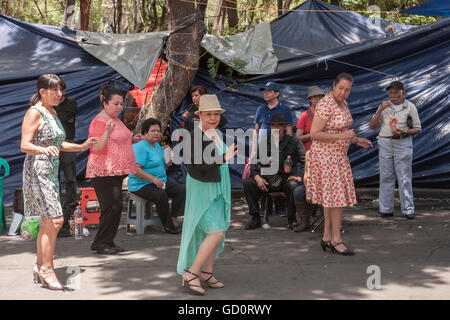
left=0, top=196, right=449, bottom=299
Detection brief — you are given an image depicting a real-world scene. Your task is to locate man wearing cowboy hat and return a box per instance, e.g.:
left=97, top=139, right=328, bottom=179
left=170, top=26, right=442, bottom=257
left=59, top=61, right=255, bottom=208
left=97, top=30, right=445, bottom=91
left=296, top=86, right=325, bottom=152
left=369, top=80, right=421, bottom=220
left=243, top=113, right=301, bottom=230
left=250, top=82, right=294, bottom=218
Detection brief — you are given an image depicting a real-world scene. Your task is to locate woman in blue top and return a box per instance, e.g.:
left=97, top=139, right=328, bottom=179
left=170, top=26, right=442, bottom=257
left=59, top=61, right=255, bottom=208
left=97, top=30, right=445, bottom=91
left=177, top=95, right=237, bottom=295
left=128, top=118, right=185, bottom=234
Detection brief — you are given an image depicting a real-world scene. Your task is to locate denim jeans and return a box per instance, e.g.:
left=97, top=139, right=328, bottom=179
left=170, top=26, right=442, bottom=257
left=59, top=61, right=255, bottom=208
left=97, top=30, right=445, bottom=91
left=378, top=137, right=414, bottom=215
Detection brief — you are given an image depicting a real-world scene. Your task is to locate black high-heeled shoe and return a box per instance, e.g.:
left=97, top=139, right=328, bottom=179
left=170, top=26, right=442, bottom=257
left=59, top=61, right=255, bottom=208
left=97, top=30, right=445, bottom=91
left=320, top=240, right=331, bottom=252
left=164, top=225, right=181, bottom=234
left=330, top=242, right=355, bottom=256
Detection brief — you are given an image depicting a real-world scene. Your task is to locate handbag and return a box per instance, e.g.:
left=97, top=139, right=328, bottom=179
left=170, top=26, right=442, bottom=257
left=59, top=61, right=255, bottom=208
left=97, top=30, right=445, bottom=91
left=262, top=172, right=284, bottom=191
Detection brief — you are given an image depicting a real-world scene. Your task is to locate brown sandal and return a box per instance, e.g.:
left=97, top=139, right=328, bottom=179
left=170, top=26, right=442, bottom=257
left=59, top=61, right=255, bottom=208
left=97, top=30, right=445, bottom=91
left=182, top=269, right=205, bottom=295
left=201, top=271, right=224, bottom=288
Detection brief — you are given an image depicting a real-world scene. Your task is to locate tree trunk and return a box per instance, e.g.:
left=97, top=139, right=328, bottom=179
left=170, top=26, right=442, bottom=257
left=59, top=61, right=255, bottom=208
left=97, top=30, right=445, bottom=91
left=277, top=0, right=282, bottom=17
left=212, top=0, right=226, bottom=36
left=283, top=0, right=292, bottom=13
left=44, top=0, right=48, bottom=24
left=136, top=0, right=205, bottom=133
left=120, top=0, right=129, bottom=34
left=330, top=0, right=340, bottom=7
left=197, top=0, right=208, bottom=21
left=116, top=0, right=123, bottom=33
left=60, top=0, right=76, bottom=28
left=132, top=0, right=138, bottom=32
left=225, top=0, right=238, bottom=28
left=159, top=3, right=168, bottom=31
left=80, top=0, right=91, bottom=30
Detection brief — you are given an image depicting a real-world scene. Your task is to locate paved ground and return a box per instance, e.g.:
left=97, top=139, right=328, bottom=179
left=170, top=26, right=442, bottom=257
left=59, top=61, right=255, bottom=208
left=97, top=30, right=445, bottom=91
left=0, top=189, right=449, bottom=300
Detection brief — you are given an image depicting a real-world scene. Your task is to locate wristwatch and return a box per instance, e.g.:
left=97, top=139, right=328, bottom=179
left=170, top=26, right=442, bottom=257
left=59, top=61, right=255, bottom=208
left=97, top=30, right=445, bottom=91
left=400, top=130, right=409, bottom=138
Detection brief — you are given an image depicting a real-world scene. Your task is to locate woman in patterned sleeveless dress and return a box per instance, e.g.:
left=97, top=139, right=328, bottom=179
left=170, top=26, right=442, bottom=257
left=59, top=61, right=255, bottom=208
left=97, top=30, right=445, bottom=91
left=307, top=73, right=372, bottom=256
left=21, top=74, right=97, bottom=290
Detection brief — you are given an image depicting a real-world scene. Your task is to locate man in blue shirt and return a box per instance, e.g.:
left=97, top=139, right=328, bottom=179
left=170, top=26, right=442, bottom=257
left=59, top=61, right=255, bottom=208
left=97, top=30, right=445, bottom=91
left=250, top=82, right=294, bottom=218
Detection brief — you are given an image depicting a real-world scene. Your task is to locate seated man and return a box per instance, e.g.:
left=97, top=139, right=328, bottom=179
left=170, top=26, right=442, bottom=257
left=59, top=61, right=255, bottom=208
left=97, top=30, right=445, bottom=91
left=128, top=118, right=185, bottom=234
left=243, top=113, right=301, bottom=230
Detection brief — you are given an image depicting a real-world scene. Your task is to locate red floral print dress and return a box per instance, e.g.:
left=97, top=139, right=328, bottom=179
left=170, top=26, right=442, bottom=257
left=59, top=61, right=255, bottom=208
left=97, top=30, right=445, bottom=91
left=306, top=94, right=357, bottom=208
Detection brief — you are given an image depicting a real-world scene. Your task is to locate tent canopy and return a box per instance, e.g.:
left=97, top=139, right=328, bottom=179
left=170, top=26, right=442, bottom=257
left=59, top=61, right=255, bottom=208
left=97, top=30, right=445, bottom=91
left=0, top=14, right=167, bottom=204
left=401, top=0, right=450, bottom=17
left=202, top=0, right=416, bottom=74
left=172, top=1, right=450, bottom=189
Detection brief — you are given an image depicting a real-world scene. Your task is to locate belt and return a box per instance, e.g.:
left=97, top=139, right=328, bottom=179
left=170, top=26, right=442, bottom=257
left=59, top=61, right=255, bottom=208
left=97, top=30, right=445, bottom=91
left=379, top=136, right=401, bottom=140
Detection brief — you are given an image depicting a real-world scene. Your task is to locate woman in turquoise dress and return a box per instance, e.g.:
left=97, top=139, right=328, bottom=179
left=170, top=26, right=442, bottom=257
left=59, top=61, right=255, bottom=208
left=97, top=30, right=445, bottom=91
left=21, top=74, right=97, bottom=290
left=177, top=94, right=237, bottom=295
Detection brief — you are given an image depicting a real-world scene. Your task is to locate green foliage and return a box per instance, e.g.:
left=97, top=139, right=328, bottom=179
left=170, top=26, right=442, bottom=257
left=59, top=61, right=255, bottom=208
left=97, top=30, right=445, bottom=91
left=207, top=57, right=221, bottom=83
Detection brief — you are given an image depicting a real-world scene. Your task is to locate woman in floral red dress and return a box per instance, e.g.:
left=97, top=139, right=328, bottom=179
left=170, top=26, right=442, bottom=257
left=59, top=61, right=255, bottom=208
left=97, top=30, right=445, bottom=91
left=307, top=73, right=372, bottom=256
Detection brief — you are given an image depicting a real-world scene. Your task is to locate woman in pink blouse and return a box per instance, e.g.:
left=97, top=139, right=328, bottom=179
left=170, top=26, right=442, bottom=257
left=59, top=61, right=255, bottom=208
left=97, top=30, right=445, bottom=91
left=86, top=86, right=136, bottom=254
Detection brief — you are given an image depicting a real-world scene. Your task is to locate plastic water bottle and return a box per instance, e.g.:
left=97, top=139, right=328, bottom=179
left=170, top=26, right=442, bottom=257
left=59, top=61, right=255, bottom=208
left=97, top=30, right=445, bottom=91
left=74, top=206, right=83, bottom=240
left=284, top=155, right=293, bottom=174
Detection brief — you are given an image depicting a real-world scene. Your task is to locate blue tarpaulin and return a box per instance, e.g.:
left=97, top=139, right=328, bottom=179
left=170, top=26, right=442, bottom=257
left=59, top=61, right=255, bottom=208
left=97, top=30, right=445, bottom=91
left=1, top=0, right=449, bottom=205
left=401, top=0, right=450, bottom=17
left=173, top=1, right=450, bottom=190
left=0, top=14, right=133, bottom=204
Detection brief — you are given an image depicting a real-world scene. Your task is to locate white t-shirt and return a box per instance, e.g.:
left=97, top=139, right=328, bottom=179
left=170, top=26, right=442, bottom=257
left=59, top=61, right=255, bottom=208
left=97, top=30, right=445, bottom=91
left=391, top=104, right=403, bottom=112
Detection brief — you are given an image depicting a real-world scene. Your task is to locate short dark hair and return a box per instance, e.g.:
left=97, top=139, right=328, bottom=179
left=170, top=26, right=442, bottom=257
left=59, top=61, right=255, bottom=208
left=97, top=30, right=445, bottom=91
left=100, top=85, right=124, bottom=108
left=334, top=72, right=354, bottom=86
left=141, top=118, right=161, bottom=135
left=190, top=85, right=207, bottom=96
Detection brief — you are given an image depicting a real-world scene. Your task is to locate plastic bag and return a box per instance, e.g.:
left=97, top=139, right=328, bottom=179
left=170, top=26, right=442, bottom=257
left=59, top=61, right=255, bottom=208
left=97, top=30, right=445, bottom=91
left=20, top=216, right=41, bottom=240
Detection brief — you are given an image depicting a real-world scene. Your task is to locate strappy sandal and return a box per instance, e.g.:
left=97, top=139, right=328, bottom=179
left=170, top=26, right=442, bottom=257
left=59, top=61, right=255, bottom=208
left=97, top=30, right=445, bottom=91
left=33, top=263, right=41, bottom=284
left=182, top=269, right=205, bottom=295
left=330, top=241, right=355, bottom=256
left=201, top=271, right=224, bottom=288
left=39, top=266, right=64, bottom=290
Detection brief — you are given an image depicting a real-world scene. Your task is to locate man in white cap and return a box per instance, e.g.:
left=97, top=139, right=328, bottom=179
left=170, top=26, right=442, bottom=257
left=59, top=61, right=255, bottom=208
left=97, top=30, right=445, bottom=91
left=369, top=80, right=421, bottom=220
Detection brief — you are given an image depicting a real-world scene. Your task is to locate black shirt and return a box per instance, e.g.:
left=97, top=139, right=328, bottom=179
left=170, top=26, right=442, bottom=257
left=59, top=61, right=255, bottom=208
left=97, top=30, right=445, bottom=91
left=54, top=97, right=77, bottom=140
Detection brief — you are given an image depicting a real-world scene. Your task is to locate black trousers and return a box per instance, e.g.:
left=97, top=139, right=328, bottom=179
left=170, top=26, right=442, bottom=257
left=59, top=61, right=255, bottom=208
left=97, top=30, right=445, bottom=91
left=91, top=175, right=126, bottom=251
left=58, top=150, right=77, bottom=228
left=131, top=178, right=186, bottom=227
left=243, top=177, right=299, bottom=224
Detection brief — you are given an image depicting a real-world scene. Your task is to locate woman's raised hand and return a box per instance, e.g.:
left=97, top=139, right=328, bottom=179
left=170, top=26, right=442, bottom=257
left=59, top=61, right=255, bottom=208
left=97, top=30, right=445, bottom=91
left=224, top=143, right=238, bottom=162
left=106, top=119, right=116, bottom=134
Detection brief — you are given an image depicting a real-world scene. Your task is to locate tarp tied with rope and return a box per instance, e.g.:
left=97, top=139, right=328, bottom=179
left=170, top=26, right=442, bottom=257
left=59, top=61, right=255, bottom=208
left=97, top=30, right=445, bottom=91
left=202, top=0, right=416, bottom=74
left=172, top=0, right=450, bottom=188
left=0, top=14, right=167, bottom=204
